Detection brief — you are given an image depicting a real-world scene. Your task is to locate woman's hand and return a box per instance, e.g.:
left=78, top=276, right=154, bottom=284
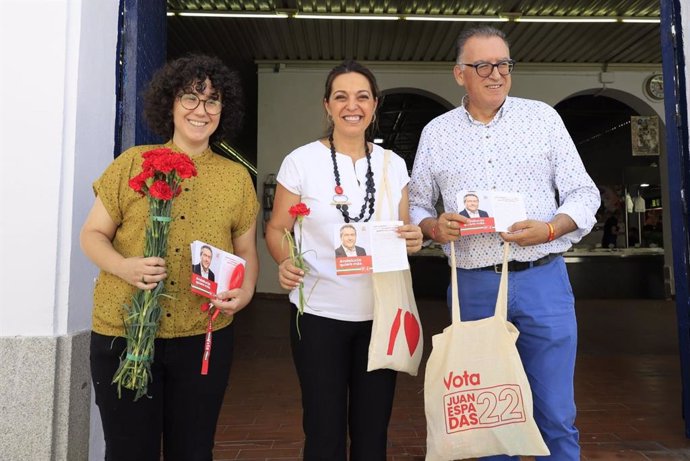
left=398, top=224, right=424, bottom=254
left=220, top=220, right=259, bottom=316
left=278, top=258, right=304, bottom=290
left=212, top=286, right=252, bottom=316
left=81, top=197, right=169, bottom=289
left=264, top=184, right=305, bottom=291
left=117, top=256, right=167, bottom=290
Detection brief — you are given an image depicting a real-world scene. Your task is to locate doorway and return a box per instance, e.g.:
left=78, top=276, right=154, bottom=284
left=373, top=89, right=453, bottom=171
left=554, top=92, right=669, bottom=299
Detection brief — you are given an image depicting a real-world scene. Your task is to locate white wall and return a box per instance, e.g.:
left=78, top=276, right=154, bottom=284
left=1, top=0, right=69, bottom=336
left=0, top=0, right=118, bottom=337
left=256, top=61, right=665, bottom=293
left=67, top=0, right=120, bottom=333
left=0, top=1, right=117, bottom=459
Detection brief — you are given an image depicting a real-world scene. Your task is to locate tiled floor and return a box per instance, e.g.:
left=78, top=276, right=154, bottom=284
left=214, top=295, right=690, bottom=460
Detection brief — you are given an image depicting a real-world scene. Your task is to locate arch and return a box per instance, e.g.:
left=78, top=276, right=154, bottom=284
left=559, top=87, right=666, bottom=119
left=555, top=88, right=672, bottom=297
left=554, top=90, right=666, bottom=185
left=374, top=88, right=453, bottom=170
left=380, top=87, right=454, bottom=110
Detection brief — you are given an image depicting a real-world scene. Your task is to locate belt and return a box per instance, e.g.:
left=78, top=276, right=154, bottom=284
left=476, top=253, right=561, bottom=273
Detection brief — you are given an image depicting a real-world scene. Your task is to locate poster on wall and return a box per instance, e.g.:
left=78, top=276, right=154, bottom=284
left=631, top=115, right=660, bottom=156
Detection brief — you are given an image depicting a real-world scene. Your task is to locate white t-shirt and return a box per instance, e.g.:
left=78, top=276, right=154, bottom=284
left=277, top=140, right=410, bottom=321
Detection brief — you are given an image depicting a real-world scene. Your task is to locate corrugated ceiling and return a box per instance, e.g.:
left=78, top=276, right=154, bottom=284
left=167, top=0, right=661, bottom=64
left=166, top=0, right=662, bottom=167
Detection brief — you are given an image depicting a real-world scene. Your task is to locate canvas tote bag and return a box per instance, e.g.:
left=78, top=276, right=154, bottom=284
left=367, top=150, right=423, bottom=376
left=424, top=241, right=549, bottom=459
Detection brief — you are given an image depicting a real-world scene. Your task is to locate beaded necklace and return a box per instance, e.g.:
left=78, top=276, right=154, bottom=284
left=329, top=134, right=376, bottom=223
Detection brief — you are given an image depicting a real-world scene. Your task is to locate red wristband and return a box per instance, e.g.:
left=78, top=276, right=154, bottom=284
left=430, top=222, right=439, bottom=241
left=546, top=222, right=555, bottom=242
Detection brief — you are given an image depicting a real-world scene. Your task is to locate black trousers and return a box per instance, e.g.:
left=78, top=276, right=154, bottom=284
left=90, top=324, right=234, bottom=461
left=290, top=307, right=397, bottom=461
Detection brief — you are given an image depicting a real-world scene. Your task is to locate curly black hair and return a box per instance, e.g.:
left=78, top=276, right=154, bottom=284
left=143, top=54, right=244, bottom=144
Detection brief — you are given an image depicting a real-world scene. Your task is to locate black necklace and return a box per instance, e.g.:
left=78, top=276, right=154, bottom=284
left=329, top=134, right=376, bottom=223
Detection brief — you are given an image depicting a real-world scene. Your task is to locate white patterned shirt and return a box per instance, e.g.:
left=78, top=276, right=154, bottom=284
left=409, top=96, right=601, bottom=269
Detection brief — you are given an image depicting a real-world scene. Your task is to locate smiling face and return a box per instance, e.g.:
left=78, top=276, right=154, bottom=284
left=340, top=226, right=357, bottom=250
left=464, top=194, right=480, bottom=212
left=324, top=72, right=377, bottom=140
left=453, top=35, right=512, bottom=122
left=172, top=79, right=221, bottom=154
left=200, top=247, right=213, bottom=271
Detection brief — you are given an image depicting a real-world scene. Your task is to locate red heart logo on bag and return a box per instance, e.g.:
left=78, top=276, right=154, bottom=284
left=403, top=311, right=420, bottom=356
left=387, top=308, right=403, bottom=356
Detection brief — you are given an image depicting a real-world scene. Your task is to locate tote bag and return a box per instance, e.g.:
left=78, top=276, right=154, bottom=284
left=424, top=242, right=549, bottom=459
left=367, top=150, right=423, bottom=376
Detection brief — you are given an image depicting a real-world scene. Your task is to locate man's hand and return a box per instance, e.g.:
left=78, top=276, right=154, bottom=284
left=501, top=220, right=550, bottom=247
left=423, top=212, right=469, bottom=244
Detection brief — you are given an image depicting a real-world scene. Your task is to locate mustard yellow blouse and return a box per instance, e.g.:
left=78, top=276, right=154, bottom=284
left=91, top=142, right=259, bottom=338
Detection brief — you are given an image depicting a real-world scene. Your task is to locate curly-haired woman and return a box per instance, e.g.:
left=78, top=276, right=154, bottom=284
left=80, top=54, right=258, bottom=461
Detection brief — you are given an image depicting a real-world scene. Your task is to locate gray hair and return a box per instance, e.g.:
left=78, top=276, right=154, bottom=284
left=340, top=224, right=357, bottom=237
left=455, top=26, right=510, bottom=64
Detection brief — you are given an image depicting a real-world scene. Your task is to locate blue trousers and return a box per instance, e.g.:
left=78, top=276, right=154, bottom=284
left=448, top=257, right=580, bottom=460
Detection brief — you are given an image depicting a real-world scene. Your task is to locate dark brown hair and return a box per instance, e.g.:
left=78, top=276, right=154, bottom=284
left=323, top=60, right=381, bottom=139
left=143, top=54, right=244, bottom=144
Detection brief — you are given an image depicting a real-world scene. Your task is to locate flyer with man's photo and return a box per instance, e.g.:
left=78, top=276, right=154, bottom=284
left=333, top=221, right=409, bottom=275
left=190, top=240, right=246, bottom=299
left=456, top=190, right=527, bottom=235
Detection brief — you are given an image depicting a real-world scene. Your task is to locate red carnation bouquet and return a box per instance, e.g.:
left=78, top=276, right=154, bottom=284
left=113, top=147, right=197, bottom=400
left=284, top=203, right=315, bottom=337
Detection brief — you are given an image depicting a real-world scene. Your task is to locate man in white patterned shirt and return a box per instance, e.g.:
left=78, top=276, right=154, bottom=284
left=409, top=26, right=600, bottom=460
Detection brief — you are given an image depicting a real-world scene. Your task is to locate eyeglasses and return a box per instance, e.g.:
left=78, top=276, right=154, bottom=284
left=460, top=60, right=515, bottom=78
left=178, top=93, right=223, bottom=115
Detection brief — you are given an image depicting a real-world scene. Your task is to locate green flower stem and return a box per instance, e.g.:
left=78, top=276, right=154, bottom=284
left=112, top=174, right=182, bottom=400
left=284, top=216, right=312, bottom=339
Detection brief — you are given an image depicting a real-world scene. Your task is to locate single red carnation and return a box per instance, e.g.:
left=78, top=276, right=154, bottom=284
left=289, top=202, right=311, bottom=218
left=148, top=180, right=174, bottom=200
left=128, top=170, right=153, bottom=195
left=155, top=156, right=176, bottom=174
left=173, top=154, right=198, bottom=179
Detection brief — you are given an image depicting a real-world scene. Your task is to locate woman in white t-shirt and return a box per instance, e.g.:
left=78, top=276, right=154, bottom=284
left=266, top=60, right=423, bottom=460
